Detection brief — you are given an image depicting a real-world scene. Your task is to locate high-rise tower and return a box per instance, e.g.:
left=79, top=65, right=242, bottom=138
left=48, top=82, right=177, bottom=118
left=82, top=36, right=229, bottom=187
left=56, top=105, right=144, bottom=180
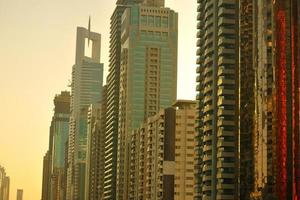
left=116, top=1, right=178, bottom=199
left=273, top=0, right=300, bottom=199
left=66, top=27, right=104, bottom=200
left=85, top=86, right=107, bottom=200
left=195, top=0, right=239, bottom=199
left=41, top=91, right=71, bottom=200
left=52, top=91, right=71, bottom=200
left=103, top=3, right=126, bottom=200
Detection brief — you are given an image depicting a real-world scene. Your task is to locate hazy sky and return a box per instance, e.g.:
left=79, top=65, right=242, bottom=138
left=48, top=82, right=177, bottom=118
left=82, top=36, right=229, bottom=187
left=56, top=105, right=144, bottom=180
left=0, top=0, right=196, bottom=199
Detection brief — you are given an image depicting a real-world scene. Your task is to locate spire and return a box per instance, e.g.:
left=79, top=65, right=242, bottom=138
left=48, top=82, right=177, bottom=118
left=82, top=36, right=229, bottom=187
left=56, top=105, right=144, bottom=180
left=88, top=16, right=91, bottom=47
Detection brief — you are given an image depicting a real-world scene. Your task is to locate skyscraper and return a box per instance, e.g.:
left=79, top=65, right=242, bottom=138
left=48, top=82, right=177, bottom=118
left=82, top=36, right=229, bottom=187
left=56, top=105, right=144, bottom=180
left=41, top=91, right=71, bottom=200
left=52, top=91, right=71, bottom=200
left=0, top=166, right=10, bottom=200
left=66, top=27, right=104, bottom=200
left=273, top=0, right=300, bottom=199
left=243, top=0, right=276, bottom=199
left=16, top=189, right=23, bottom=200
left=195, top=0, right=239, bottom=199
left=85, top=86, right=107, bottom=200
left=239, top=0, right=255, bottom=198
left=116, top=1, right=178, bottom=199
left=103, top=3, right=126, bottom=199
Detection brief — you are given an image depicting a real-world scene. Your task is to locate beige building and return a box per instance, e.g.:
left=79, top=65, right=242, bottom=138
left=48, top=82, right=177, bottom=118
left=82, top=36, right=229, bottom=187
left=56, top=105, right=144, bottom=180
left=129, top=100, right=196, bottom=200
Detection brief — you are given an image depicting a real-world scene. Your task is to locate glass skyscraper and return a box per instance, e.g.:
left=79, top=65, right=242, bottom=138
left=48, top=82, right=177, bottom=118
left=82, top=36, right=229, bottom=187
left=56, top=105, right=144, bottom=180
left=116, top=1, right=178, bottom=199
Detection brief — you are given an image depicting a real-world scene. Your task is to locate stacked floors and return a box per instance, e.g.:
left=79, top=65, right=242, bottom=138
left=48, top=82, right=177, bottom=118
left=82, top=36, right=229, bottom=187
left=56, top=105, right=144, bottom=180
left=116, top=2, right=178, bottom=200
left=196, top=0, right=239, bottom=199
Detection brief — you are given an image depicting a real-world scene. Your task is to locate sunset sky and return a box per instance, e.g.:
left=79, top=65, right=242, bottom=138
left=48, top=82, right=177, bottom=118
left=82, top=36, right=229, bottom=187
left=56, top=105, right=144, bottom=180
left=0, top=0, right=196, bottom=199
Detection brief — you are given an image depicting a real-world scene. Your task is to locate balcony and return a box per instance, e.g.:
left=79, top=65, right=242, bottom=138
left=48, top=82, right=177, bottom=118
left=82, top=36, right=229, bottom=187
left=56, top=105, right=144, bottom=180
left=218, top=57, right=235, bottom=65
left=217, top=130, right=235, bottom=137
left=217, top=118, right=235, bottom=127
left=218, top=7, right=235, bottom=17
left=203, top=164, right=212, bottom=172
left=204, top=56, right=213, bottom=66
left=218, top=66, right=235, bottom=76
left=204, top=37, right=213, bottom=48
left=204, top=76, right=213, bottom=85
left=217, top=108, right=235, bottom=116
left=217, top=140, right=235, bottom=147
left=218, top=37, right=236, bottom=46
left=217, top=97, right=235, bottom=106
left=203, top=185, right=212, bottom=192
left=203, top=125, right=212, bottom=132
left=216, top=182, right=235, bottom=189
left=203, top=154, right=212, bottom=162
left=217, top=151, right=235, bottom=158
left=218, top=47, right=235, bottom=55
left=203, top=134, right=212, bottom=142
left=217, top=160, right=235, bottom=168
left=218, top=28, right=235, bottom=36
left=196, top=75, right=202, bottom=83
left=203, top=175, right=212, bottom=182
left=218, top=0, right=235, bottom=7
left=204, top=95, right=212, bottom=104
left=204, top=85, right=212, bottom=94
left=203, top=145, right=212, bottom=153
left=217, top=86, right=235, bottom=96
left=216, top=171, right=235, bottom=180
left=218, top=17, right=236, bottom=27
left=217, top=76, right=235, bottom=86
left=204, top=65, right=213, bottom=76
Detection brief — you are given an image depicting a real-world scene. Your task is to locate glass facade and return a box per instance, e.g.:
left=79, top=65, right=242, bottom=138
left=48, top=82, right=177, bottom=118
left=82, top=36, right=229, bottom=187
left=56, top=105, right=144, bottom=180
left=117, top=4, right=178, bottom=200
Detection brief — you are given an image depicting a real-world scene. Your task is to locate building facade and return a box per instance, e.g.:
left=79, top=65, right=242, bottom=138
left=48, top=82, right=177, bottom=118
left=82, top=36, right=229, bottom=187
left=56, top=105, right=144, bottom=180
left=51, top=91, right=71, bottom=200
left=116, top=1, right=178, bottom=199
left=85, top=86, right=107, bottom=200
left=0, top=166, right=10, bottom=200
left=248, top=1, right=276, bottom=199
left=41, top=151, right=50, bottom=200
left=273, top=0, right=300, bottom=199
left=41, top=91, right=71, bottom=200
left=66, top=27, right=104, bottom=200
left=195, top=0, right=239, bottom=199
left=103, top=4, right=126, bottom=200
left=129, top=100, right=196, bottom=200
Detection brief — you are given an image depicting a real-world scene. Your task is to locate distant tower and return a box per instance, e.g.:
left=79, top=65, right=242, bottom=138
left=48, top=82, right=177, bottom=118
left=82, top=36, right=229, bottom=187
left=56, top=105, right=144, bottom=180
left=16, top=189, right=23, bottom=200
left=0, top=166, right=10, bottom=200
left=66, top=25, right=104, bottom=200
